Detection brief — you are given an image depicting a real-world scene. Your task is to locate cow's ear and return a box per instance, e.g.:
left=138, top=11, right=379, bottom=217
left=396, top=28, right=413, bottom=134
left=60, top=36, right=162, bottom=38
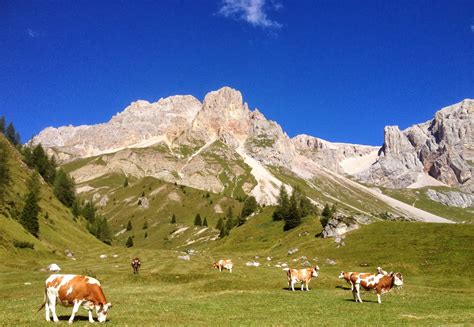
left=389, top=271, right=394, bottom=276
left=107, top=302, right=112, bottom=308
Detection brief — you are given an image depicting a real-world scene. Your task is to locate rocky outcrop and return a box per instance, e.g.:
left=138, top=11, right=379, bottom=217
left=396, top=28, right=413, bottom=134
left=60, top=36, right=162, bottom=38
left=292, top=134, right=378, bottom=173
left=425, top=189, right=474, bottom=208
left=31, top=86, right=473, bottom=207
left=356, top=99, right=473, bottom=191
left=321, top=214, right=359, bottom=238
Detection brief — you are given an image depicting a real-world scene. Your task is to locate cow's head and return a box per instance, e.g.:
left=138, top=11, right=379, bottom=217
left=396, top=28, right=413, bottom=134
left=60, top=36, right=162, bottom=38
left=338, top=271, right=345, bottom=279
left=311, top=266, right=319, bottom=277
left=96, top=303, right=112, bottom=323
left=391, top=272, right=404, bottom=287
left=377, top=267, right=388, bottom=275
left=212, top=262, right=219, bottom=269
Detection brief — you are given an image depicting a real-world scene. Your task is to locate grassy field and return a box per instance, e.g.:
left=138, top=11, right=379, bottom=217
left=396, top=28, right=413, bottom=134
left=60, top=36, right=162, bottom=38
left=1, top=219, right=473, bottom=326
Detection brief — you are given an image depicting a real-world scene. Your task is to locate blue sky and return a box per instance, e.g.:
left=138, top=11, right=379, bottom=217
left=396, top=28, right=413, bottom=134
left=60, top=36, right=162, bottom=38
left=1, top=0, right=473, bottom=145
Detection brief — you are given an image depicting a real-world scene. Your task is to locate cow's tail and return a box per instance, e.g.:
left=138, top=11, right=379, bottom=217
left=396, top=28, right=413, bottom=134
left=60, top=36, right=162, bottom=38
left=37, top=292, right=46, bottom=312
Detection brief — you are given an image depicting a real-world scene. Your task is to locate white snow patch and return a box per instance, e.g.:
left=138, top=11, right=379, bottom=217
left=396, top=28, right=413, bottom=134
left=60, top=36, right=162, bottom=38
left=340, top=150, right=379, bottom=175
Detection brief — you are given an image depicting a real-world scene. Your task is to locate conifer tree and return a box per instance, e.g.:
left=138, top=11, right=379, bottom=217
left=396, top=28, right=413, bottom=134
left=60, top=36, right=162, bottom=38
left=194, top=213, right=202, bottom=226
left=0, top=140, right=11, bottom=205
left=273, top=185, right=289, bottom=221
left=20, top=173, right=41, bottom=237
left=0, top=116, right=5, bottom=134
left=202, top=217, right=208, bottom=227
left=126, top=236, right=134, bottom=248
left=242, top=196, right=257, bottom=217
left=82, top=201, right=96, bottom=223
left=53, top=169, right=76, bottom=207
left=215, top=217, right=223, bottom=230
left=170, top=214, right=176, bottom=224
left=123, top=177, right=129, bottom=187
left=126, top=220, right=133, bottom=231
left=71, top=200, right=80, bottom=218
left=142, top=220, right=148, bottom=229
left=283, top=190, right=301, bottom=231
left=5, top=122, right=19, bottom=146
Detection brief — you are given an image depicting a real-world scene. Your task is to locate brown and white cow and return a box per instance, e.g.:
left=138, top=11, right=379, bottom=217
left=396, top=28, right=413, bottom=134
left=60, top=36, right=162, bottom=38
left=350, top=271, right=404, bottom=304
left=286, top=266, right=319, bottom=291
left=213, top=259, right=233, bottom=273
left=131, top=257, right=141, bottom=274
left=338, top=267, right=387, bottom=288
left=39, top=274, right=112, bottom=323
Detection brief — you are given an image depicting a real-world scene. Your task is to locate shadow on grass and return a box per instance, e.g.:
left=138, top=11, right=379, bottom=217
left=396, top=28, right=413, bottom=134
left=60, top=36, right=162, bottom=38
left=57, top=315, right=110, bottom=322
left=335, top=285, right=352, bottom=290
left=343, top=299, right=378, bottom=303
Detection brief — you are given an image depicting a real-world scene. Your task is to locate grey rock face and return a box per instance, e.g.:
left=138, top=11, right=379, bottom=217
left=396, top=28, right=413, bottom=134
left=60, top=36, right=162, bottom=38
left=321, top=214, right=359, bottom=238
left=292, top=134, right=378, bottom=173
left=425, top=189, right=474, bottom=208
left=358, top=99, right=474, bottom=190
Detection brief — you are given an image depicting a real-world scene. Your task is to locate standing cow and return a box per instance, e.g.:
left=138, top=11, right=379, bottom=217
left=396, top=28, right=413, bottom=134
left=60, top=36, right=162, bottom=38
left=286, top=266, right=320, bottom=291
left=131, top=257, right=141, bottom=274
left=350, top=271, right=404, bottom=303
left=213, top=259, right=233, bottom=273
left=39, top=274, right=112, bottom=323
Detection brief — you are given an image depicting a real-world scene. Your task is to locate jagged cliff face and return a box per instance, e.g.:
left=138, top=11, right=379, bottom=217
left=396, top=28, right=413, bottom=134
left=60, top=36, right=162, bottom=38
left=356, top=99, right=473, bottom=191
left=32, top=87, right=473, bottom=205
left=34, top=95, right=201, bottom=161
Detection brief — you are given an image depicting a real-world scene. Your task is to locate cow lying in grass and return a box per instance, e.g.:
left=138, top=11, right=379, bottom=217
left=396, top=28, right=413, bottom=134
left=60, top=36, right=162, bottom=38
left=285, top=266, right=320, bottom=291
left=213, top=259, right=233, bottom=273
left=350, top=272, right=404, bottom=304
left=39, top=274, right=112, bottom=323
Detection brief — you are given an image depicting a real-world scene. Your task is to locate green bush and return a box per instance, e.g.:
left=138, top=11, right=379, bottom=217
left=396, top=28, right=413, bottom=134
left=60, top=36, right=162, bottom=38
left=13, top=240, right=34, bottom=249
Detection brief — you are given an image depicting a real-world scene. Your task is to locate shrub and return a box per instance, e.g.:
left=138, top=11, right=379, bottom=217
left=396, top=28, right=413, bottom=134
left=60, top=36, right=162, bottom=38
left=13, top=240, right=34, bottom=249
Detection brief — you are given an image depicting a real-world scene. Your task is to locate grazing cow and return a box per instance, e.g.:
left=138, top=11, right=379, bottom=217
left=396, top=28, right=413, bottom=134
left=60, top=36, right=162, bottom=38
left=286, top=266, right=320, bottom=291
left=213, top=259, right=233, bottom=273
left=350, top=272, right=404, bottom=304
left=131, top=257, right=141, bottom=274
left=39, top=274, right=112, bottom=323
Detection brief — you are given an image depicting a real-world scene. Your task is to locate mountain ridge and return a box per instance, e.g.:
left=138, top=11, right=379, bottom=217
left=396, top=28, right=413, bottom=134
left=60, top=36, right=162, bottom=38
left=31, top=87, right=473, bottom=217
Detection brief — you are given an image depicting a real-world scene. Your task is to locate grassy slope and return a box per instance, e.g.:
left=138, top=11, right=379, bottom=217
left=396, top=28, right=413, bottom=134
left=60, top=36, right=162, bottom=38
left=1, top=213, right=472, bottom=325
left=0, top=136, right=107, bottom=258
left=381, top=187, right=474, bottom=224
left=77, top=174, right=244, bottom=249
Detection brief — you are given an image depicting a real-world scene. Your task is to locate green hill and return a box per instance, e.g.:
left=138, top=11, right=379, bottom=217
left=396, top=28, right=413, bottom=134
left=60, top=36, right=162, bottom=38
left=0, top=135, right=107, bottom=261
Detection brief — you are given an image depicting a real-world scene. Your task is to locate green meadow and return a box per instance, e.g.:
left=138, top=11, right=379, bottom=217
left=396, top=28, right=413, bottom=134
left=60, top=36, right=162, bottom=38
left=1, top=218, right=473, bottom=326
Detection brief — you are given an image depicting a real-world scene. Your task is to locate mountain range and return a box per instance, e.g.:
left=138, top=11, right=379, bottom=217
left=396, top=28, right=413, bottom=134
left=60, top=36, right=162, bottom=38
left=31, top=87, right=473, bottom=222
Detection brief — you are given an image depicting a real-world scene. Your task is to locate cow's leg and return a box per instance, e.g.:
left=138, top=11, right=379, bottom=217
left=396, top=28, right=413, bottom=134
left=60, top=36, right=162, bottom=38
left=45, top=296, right=51, bottom=322
left=88, top=309, right=95, bottom=323
left=306, top=281, right=310, bottom=291
left=48, top=294, right=59, bottom=322
left=291, top=279, right=295, bottom=291
left=301, top=283, right=304, bottom=291
left=377, top=293, right=382, bottom=304
left=355, top=284, right=363, bottom=303
left=68, top=300, right=81, bottom=324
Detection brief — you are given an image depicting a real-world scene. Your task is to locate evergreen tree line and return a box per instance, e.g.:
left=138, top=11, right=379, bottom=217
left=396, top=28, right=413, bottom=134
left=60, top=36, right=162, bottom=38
left=320, top=203, right=337, bottom=227
left=82, top=201, right=112, bottom=244
left=0, top=116, right=21, bottom=148
left=0, top=139, right=11, bottom=205
left=216, top=195, right=258, bottom=238
left=272, top=185, right=317, bottom=231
